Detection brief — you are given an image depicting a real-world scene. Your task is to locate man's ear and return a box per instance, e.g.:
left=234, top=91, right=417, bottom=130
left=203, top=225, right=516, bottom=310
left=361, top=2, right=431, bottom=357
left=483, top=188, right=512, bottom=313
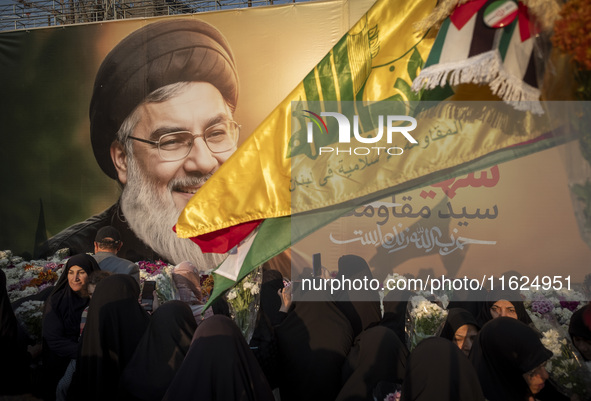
left=110, top=141, right=128, bottom=185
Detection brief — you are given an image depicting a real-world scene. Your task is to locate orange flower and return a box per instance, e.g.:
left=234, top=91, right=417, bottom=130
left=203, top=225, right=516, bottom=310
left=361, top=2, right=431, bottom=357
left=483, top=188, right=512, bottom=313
left=552, top=0, right=591, bottom=71
left=24, top=270, right=58, bottom=288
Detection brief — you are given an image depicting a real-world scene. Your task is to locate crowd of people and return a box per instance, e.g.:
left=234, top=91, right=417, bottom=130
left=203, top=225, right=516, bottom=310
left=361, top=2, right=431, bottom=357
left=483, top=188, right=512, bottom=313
left=1, top=251, right=591, bottom=401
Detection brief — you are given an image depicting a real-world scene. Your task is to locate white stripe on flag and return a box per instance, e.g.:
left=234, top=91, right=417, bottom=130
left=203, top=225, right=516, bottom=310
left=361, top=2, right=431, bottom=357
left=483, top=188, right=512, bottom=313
left=502, top=32, right=534, bottom=89
left=214, top=228, right=259, bottom=281
left=439, top=13, right=477, bottom=64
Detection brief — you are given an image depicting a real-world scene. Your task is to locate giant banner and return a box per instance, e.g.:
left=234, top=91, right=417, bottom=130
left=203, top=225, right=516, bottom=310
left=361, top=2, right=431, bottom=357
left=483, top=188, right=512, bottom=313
left=0, top=0, right=376, bottom=258
left=1, top=0, right=589, bottom=295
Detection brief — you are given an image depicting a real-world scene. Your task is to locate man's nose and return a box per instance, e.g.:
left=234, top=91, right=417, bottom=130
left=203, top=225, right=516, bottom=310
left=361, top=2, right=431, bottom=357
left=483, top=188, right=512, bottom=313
left=183, top=137, right=219, bottom=174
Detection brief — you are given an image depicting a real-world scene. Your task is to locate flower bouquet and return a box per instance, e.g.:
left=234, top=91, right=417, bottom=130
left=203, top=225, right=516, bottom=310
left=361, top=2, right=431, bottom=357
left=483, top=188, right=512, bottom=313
left=406, top=295, right=448, bottom=351
left=525, top=289, right=591, bottom=398
left=383, top=391, right=401, bottom=401
left=226, top=266, right=262, bottom=342
left=523, top=289, right=586, bottom=332
left=138, top=260, right=178, bottom=303
left=551, top=0, right=591, bottom=247
left=14, top=300, right=44, bottom=342
left=372, top=381, right=402, bottom=401
left=199, top=272, right=215, bottom=303
left=552, top=0, right=591, bottom=100
left=540, top=328, right=591, bottom=399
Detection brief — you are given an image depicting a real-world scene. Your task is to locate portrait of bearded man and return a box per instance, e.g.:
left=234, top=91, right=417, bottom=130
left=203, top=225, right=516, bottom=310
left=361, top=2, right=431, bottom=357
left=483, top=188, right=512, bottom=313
left=42, top=19, right=237, bottom=269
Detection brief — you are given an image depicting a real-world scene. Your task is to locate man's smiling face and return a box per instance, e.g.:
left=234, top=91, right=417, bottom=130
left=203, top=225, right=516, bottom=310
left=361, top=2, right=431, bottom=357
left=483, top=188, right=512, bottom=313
left=117, top=81, right=237, bottom=212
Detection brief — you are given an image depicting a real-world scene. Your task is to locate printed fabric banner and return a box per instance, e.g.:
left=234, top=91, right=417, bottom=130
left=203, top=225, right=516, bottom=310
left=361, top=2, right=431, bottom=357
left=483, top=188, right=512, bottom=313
left=0, top=0, right=375, bottom=260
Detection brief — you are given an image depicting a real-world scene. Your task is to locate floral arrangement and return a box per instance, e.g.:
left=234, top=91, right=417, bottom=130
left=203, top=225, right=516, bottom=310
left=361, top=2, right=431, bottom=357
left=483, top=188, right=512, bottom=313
left=14, top=300, right=44, bottom=342
left=226, top=267, right=262, bottom=342
left=406, top=295, right=448, bottom=350
left=552, top=0, right=591, bottom=240
left=137, top=259, right=169, bottom=276
left=138, top=260, right=177, bottom=303
left=2, top=249, right=65, bottom=302
left=551, top=0, right=591, bottom=105
left=522, top=288, right=586, bottom=332
left=523, top=288, right=591, bottom=399
left=383, top=390, right=402, bottom=401
left=552, top=0, right=591, bottom=73
left=540, top=328, right=591, bottom=399
left=199, top=273, right=215, bottom=302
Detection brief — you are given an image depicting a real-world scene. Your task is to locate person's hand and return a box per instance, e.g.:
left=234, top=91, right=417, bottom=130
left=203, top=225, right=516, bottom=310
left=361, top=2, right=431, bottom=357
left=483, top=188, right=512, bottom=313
left=151, top=290, right=160, bottom=312
left=139, top=291, right=160, bottom=313
left=278, top=285, right=292, bottom=313
left=27, top=343, right=42, bottom=360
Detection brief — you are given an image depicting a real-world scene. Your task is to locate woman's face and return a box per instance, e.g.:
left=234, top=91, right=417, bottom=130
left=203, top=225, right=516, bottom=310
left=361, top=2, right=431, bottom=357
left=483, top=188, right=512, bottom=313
left=490, top=299, right=517, bottom=319
left=68, top=265, right=88, bottom=293
left=453, top=324, right=478, bottom=356
left=522, top=363, right=549, bottom=395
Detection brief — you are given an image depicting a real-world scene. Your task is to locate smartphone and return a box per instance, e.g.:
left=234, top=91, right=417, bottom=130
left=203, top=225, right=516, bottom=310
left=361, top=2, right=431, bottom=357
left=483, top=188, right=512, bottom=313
left=141, top=280, right=156, bottom=312
left=313, top=253, right=321, bottom=277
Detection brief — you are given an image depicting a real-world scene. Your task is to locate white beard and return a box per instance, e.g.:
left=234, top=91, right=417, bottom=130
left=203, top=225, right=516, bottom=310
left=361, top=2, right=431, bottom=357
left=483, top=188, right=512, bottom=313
left=120, top=156, right=224, bottom=269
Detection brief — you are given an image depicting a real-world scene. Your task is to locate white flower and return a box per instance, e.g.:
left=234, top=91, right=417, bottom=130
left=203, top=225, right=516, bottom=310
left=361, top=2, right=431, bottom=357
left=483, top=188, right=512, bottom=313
left=9, top=286, right=38, bottom=303
left=227, top=289, right=238, bottom=300
left=249, top=283, right=260, bottom=295
left=11, top=256, right=24, bottom=264
left=439, top=294, right=449, bottom=309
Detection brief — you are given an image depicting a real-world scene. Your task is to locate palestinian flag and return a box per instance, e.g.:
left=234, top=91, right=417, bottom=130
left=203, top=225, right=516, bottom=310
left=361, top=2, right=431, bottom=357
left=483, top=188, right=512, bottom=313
left=411, top=0, right=542, bottom=114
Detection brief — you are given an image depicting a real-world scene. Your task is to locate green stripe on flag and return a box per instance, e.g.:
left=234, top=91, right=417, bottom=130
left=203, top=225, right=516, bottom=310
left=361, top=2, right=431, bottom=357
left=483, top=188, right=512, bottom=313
left=424, top=18, right=450, bottom=68
left=205, top=216, right=290, bottom=309
left=498, top=19, right=517, bottom=62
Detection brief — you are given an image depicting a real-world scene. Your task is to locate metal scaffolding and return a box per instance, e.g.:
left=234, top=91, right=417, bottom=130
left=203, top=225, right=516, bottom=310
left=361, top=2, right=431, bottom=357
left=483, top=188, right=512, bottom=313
left=0, top=0, right=302, bottom=31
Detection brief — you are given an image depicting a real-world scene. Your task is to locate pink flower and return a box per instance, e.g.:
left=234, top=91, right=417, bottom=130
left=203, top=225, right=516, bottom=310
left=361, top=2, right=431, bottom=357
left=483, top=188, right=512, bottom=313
left=384, top=390, right=402, bottom=401
left=559, top=300, right=580, bottom=312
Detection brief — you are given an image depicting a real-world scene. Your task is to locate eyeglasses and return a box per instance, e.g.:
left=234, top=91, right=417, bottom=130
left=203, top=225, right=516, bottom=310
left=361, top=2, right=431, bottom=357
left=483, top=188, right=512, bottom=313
left=128, top=120, right=240, bottom=161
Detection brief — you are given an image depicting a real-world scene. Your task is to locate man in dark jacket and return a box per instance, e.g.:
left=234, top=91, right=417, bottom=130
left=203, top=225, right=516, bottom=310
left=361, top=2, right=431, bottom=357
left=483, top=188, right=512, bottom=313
left=93, top=226, right=140, bottom=284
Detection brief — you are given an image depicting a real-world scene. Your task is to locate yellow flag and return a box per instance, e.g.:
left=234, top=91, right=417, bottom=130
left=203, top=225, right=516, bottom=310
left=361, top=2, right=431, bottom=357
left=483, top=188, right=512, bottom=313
left=176, top=0, right=438, bottom=239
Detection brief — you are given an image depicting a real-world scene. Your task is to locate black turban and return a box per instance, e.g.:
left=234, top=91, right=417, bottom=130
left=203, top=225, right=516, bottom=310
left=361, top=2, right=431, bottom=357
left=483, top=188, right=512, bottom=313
left=90, top=19, right=239, bottom=179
